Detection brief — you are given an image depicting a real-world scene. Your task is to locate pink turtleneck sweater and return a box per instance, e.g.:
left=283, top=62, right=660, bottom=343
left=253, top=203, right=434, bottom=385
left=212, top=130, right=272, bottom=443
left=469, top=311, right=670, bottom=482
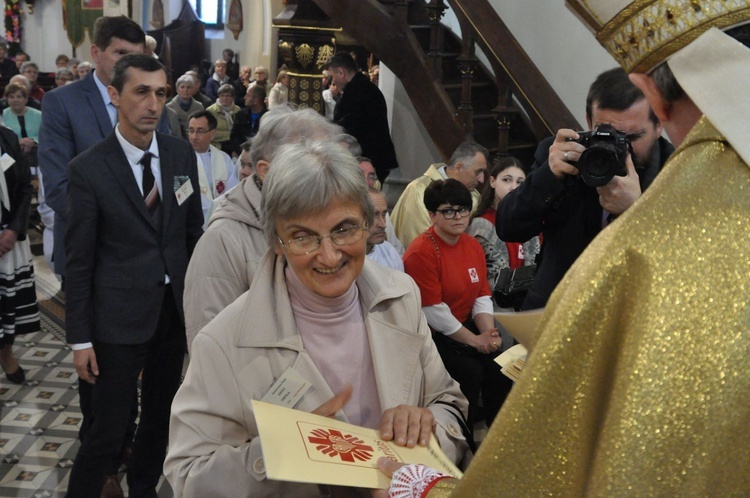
left=285, top=266, right=382, bottom=429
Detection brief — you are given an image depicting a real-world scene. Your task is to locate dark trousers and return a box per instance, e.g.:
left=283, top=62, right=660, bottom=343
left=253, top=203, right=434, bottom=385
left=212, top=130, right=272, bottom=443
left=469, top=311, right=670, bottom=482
left=66, top=289, right=185, bottom=498
left=433, top=329, right=513, bottom=428
left=78, top=378, right=138, bottom=474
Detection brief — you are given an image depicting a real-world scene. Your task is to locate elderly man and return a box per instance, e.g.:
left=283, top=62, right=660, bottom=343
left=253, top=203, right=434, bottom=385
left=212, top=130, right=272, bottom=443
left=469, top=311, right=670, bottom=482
left=391, top=141, right=488, bottom=248
left=183, top=107, right=343, bottom=351
left=358, top=156, right=404, bottom=255
left=366, top=188, right=403, bottom=271
left=376, top=1, right=750, bottom=496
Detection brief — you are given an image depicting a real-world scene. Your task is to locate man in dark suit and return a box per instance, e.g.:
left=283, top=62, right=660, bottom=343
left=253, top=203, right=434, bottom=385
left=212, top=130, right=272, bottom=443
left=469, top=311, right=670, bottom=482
left=39, top=15, right=171, bottom=279
left=64, top=53, right=203, bottom=497
left=325, top=52, right=399, bottom=183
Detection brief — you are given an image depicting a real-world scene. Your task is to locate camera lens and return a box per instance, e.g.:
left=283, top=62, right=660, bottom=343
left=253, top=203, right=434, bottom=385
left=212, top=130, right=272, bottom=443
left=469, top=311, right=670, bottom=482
left=579, top=144, right=618, bottom=187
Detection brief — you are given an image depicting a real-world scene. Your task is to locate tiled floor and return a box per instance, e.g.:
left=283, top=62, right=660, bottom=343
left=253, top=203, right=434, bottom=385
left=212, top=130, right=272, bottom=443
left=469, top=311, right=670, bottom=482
left=0, top=256, right=173, bottom=497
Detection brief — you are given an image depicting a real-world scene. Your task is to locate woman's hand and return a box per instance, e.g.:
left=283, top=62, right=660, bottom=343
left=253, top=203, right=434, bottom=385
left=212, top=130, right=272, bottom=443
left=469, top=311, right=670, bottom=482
left=380, top=405, right=435, bottom=448
left=0, top=230, right=18, bottom=256
left=473, top=328, right=501, bottom=354
left=312, top=384, right=352, bottom=418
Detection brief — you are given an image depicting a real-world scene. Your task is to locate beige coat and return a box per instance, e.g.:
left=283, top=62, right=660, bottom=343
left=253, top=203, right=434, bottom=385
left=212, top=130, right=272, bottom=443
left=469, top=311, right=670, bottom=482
left=183, top=176, right=267, bottom=351
left=166, top=252, right=470, bottom=497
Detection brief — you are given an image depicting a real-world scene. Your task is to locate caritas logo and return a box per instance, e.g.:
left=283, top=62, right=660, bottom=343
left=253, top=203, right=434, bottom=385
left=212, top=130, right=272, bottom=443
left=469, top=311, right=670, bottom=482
left=307, top=428, right=374, bottom=463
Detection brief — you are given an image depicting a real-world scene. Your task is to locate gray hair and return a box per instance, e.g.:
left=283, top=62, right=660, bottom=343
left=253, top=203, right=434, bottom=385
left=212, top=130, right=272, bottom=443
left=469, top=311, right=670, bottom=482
left=9, top=74, right=31, bottom=91
left=176, top=74, right=195, bottom=88
left=20, top=61, right=38, bottom=73
left=262, top=139, right=374, bottom=246
left=249, top=106, right=344, bottom=166
left=55, top=67, right=74, bottom=79
left=78, top=61, right=92, bottom=71
left=447, top=141, right=489, bottom=169
left=336, top=134, right=362, bottom=156
left=217, top=83, right=234, bottom=96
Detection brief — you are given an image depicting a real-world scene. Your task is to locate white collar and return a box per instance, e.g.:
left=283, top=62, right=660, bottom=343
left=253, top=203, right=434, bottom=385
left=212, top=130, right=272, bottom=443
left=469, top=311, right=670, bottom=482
left=669, top=28, right=750, bottom=167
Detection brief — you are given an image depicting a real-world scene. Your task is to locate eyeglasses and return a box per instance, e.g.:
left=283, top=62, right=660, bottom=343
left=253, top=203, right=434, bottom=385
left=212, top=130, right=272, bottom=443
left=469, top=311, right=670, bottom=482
left=187, top=128, right=212, bottom=136
left=436, top=206, right=471, bottom=219
left=277, top=225, right=368, bottom=255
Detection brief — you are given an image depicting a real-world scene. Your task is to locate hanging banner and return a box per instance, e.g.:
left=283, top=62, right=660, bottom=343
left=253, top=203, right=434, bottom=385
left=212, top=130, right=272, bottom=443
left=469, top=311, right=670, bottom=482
left=65, top=0, right=103, bottom=47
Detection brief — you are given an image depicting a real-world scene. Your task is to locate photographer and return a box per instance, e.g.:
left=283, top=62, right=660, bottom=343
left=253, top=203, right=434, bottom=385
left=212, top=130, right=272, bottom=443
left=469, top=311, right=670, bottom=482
left=497, top=67, right=673, bottom=310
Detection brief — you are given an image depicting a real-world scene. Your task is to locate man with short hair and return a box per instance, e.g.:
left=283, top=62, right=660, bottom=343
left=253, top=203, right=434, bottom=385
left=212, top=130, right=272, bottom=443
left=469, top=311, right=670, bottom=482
left=188, top=110, right=239, bottom=226
left=39, top=18, right=172, bottom=496
left=64, top=53, right=202, bottom=498
left=391, top=141, right=488, bottom=248
left=183, top=107, right=343, bottom=351
left=497, top=67, right=673, bottom=310
left=358, top=156, right=404, bottom=254
left=40, top=15, right=172, bottom=280
left=13, top=51, right=29, bottom=71
left=325, top=52, right=399, bottom=183
left=366, top=188, right=403, bottom=271
left=229, top=84, right=267, bottom=155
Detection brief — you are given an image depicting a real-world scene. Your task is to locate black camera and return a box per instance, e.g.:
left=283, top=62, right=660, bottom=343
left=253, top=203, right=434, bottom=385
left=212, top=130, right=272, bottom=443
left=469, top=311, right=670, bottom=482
left=566, top=124, right=630, bottom=187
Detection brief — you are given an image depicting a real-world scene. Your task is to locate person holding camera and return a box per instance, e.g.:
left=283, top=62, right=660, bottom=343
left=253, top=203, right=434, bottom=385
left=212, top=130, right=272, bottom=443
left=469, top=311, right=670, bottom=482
left=497, top=67, right=673, bottom=310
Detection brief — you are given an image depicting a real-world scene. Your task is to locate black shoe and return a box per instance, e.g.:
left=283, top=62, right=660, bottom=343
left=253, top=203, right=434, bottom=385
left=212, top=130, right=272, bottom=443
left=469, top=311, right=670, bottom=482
left=4, top=366, right=25, bottom=384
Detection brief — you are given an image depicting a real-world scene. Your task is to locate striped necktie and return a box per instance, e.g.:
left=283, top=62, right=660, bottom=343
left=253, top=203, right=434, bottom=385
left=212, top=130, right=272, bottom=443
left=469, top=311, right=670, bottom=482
left=141, top=152, right=160, bottom=215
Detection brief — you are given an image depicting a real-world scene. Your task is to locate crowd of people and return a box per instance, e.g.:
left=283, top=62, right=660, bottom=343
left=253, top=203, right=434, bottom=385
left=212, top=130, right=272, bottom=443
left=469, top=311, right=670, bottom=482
left=0, top=1, right=747, bottom=496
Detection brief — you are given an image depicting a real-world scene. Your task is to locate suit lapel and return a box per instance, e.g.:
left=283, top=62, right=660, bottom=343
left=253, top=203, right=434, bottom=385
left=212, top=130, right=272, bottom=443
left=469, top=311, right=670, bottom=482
left=83, top=74, right=114, bottom=138
left=158, top=135, right=174, bottom=238
left=103, top=134, right=159, bottom=230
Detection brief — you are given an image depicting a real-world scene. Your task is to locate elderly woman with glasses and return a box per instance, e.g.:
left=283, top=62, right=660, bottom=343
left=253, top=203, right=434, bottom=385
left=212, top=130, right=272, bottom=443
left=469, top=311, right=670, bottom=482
left=403, top=179, right=513, bottom=430
left=165, top=140, right=470, bottom=497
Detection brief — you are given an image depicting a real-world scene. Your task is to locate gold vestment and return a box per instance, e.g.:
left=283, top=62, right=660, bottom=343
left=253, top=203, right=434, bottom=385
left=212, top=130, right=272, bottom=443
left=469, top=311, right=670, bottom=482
left=431, top=117, right=750, bottom=496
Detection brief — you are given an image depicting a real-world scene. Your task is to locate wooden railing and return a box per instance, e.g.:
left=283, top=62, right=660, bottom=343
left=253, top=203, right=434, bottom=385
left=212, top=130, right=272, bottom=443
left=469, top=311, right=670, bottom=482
left=313, top=0, right=581, bottom=161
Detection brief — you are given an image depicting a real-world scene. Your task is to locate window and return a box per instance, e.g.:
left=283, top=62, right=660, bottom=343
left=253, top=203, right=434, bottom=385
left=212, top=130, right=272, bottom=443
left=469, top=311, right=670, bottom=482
left=189, top=0, right=224, bottom=28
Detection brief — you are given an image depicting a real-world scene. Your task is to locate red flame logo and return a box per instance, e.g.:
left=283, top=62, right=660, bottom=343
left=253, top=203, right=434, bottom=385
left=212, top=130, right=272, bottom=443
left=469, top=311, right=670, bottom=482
left=307, top=428, right=374, bottom=463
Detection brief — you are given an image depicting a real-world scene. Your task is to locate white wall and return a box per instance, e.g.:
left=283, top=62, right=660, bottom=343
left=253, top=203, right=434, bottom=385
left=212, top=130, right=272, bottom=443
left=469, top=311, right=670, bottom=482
left=7, top=0, right=279, bottom=75
left=485, top=0, right=618, bottom=126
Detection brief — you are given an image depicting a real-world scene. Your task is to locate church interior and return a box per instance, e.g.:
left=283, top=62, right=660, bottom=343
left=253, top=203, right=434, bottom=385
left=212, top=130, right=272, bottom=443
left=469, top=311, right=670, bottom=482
left=2, top=0, right=724, bottom=496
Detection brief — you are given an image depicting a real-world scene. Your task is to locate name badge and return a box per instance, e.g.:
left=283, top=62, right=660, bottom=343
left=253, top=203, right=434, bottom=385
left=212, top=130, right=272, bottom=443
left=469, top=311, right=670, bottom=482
left=260, top=367, right=312, bottom=408
left=0, top=153, right=16, bottom=173
left=175, top=178, right=194, bottom=206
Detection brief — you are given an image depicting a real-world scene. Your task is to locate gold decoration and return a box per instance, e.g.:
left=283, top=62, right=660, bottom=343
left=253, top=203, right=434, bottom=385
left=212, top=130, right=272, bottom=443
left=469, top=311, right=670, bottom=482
left=300, top=91, right=309, bottom=102
left=316, top=45, right=334, bottom=69
left=313, top=80, right=321, bottom=90
left=278, top=41, right=293, bottom=66
left=300, top=80, right=310, bottom=90
left=295, top=43, right=315, bottom=69
left=572, top=0, right=750, bottom=73
left=290, top=78, right=297, bottom=89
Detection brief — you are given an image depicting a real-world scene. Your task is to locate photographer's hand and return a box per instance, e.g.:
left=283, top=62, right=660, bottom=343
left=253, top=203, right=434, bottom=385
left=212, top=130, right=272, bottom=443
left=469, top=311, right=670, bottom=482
left=597, top=154, right=641, bottom=215
left=549, top=129, right=585, bottom=179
